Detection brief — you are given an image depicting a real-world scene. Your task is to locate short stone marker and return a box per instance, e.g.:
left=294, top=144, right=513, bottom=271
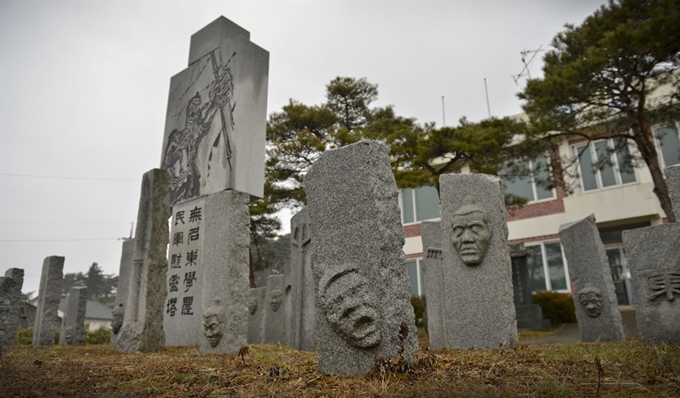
left=290, top=207, right=317, bottom=351
left=305, top=140, right=418, bottom=376
left=111, top=239, right=134, bottom=345
left=439, top=173, right=518, bottom=349
left=59, top=286, right=88, bottom=345
left=510, top=244, right=550, bottom=330
left=283, top=257, right=292, bottom=345
left=247, top=287, right=266, bottom=344
left=622, top=164, right=680, bottom=342
left=263, top=274, right=286, bottom=344
left=117, top=169, right=171, bottom=353
left=1, top=268, right=24, bottom=347
left=420, top=221, right=447, bottom=350
left=33, top=256, right=65, bottom=346
left=559, top=215, right=624, bottom=342
left=0, top=276, right=16, bottom=357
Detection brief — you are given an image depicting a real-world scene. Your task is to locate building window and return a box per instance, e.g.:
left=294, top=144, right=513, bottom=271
left=573, top=138, right=636, bottom=192
left=525, top=242, right=570, bottom=293
left=501, top=155, right=555, bottom=203
left=655, top=123, right=680, bottom=169
left=401, top=186, right=440, bottom=224
left=405, top=259, right=424, bottom=297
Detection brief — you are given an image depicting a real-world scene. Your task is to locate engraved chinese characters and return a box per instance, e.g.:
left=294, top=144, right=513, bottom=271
left=164, top=198, right=205, bottom=347
left=622, top=164, right=680, bottom=342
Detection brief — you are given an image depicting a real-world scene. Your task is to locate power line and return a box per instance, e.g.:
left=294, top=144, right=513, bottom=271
left=0, top=173, right=140, bottom=182
left=0, top=238, right=122, bottom=242
left=0, top=222, right=132, bottom=226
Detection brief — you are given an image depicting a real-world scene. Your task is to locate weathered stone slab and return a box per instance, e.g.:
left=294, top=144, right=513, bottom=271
left=263, top=274, right=286, bottom=344
left=247, top=287, right=266, bottom=344
left=290, top=207, right=316, bottom=351
left=305, top=140, right=418, bottom=376
left=283, top=257, right=292, bottom=345
left=117, top=169, right=171, bottom=353
left=420, top=221, right=447, bottom=350
left=559, top=215, right=624, bottom=342
left=111, top=239, right=134, bottom=345
left=160, top=16, right=269, bottom=204
left=59, top=286, right=88, bottom=345
left=439, top=173, right=518, bottom=349
left=622, top=164, right=680, bottom=342
left=199, top=189, right=250, bottom=354
left=164, top=197, right=205, bottom=347
left=1, top=268, right=24, bottom=346
left=33, top=256, right=64, bottom=345
left=510, top=245, right=550, bottom=330
left=0, top=277, right=16, bottom=357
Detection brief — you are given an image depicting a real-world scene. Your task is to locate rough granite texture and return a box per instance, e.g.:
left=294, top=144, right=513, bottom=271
left=111, top=239, right=134, bottom=345
left=420, top=221, right=447, bottom=350
left=117, top=169, right=171, bottom=353
left=622, top=165, right=680, bottom=343
left=59, top=286, right=88, bottom=345
left=290, top=207, right=317, bottom=351
left=33, top=256, right=65, bottom=345
left=283, top=257, right=292, bottom=345
left=165, top=196, right=206, bottom=347
left=439, top=173, right=518, bottom=349
left=2, top=268, right=24, bottom=346
left=161, top=16, right=269, bottom=202
left=200, top=189, right=250, bottom=354
left=263, top=275, right=286, bottom=344
left=0, top=277, right=16, bottom=357
left=559, top=215, right=624, bottom=342
left=305, top=140, right=418, bottom=376
left=247, top=287, right=266, bottom=344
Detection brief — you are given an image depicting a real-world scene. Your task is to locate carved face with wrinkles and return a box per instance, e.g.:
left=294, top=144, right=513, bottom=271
left=319, top=264, right=381, bottom=349
left=451, top=204, right=492, bottom=266
left=579, top=286, right=603, bottom=318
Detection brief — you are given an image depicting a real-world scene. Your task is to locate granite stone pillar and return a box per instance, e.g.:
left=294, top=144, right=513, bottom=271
left=559, top=215, right=624, bottom=342
left=290, top=207, right=316, bottom=351
left=33, top=256, right=64, bottom=345
left=247, top=287, right=266, bottom=344
left=420, top=221, right=447, bottom=349
left=305, top=140, right=418, bottom=376
left=439, top=173, right=518, bottom=349
left=116, top=169, right=171, bottom=353
left=263, top=274, right=286, bottom=344
left=1, top=268, right=24, bottom=346
left=59, top=286, right=88, bottom=345
left=111, top=239, right=134, bottom=345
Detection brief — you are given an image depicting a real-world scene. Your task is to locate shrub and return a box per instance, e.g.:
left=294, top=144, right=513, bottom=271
left=15, top=327, right=33, bottom=345
left=411, top=296, right=426, bottom=327
left=85, top=327, right=112, bottom=345
left=532, top=291, right=576, bottom=325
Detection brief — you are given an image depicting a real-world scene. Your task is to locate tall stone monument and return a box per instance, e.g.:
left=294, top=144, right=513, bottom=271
left=0, top=276, right=17, bottom=357
left=116, top=169, right=171, bottom=353
left=33, top=256, right=64, bottom=346
left=263, top=274, right=286, bottom=344
left=439, top=173, right=518, bottom=349
left=59, top=286, right=88, bottom=345
left=247, top=287, right=266, bottom=344
left=622, top=164, right=680, bottom=342
left=420, top=221, right=447, bottom=350
left=283, top=257, right=292, bottom=345
left=1, top=268, right=24, bottom=346
left=559, top=215, right=624, bottom=342
left=160, top=16, right=268, bottom=353
left=111, top=239, right=134, bottom=345
left=305, top=140, right=418, bottom=376
left=290, top=207, right=317, bottom=351
left=510, top=244, right=550, bottom=330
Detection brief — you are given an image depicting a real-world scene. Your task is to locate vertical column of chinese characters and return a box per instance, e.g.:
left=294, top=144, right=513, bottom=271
left=180, top=205, right=203, bottom=316
left=166, top=209, right=187, bottom=318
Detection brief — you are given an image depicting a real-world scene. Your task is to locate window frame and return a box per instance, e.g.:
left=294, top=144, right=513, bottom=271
left=572, top=138, right=638, bottom=193
left=524, top=240, right=572, bottom=293
left=400, top=186, right=441, bottom=225
left=501, top=155, right=557, bottom=204
left=653, top=121, right=680, bottom=171
left=405, top=257, right=424, bottom=297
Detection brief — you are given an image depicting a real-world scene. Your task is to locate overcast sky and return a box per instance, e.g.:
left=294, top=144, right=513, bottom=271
left=0, top=0, right=607, bottom=296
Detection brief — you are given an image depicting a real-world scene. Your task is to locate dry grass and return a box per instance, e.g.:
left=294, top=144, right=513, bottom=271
left=1, top=340, right=679, bottom=397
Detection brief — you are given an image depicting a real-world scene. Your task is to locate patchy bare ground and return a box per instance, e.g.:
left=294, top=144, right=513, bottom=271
left=1, top=340, right=679, bottom=397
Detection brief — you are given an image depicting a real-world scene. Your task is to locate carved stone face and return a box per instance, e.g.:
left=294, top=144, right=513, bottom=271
left=64, top=327, right=73, bottom=345
left=579, top=289, right=603, bottom=318
left=111, top=304, right=124, bottom=335
left=203, top=314, right=223, bottom=347
left=451, top=206, right=492, bottom=266
left=319, top=265, right=381, bottom=349
left=248, top=298, right=258, bottom=315
left=270, top=290, right=282, bottom=312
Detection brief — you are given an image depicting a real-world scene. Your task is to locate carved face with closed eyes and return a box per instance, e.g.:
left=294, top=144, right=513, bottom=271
left=451, top=204, right=492, bottom=266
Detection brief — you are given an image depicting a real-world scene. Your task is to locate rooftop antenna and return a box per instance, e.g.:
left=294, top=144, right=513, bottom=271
left=484, top=78, right=491, bottom=118
left=511, top=45, right=543, bottom=85
left=441, top=95, right=446, bottom=127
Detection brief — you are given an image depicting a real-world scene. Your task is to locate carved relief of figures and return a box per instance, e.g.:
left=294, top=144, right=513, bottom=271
left=648, top=271, right=680, bottom=302
left=318, top=263, right=381, bottom=349
left=162, top=51, right=237, bottom=204
left=202, top=299, right=224, bottom=347
left=578, top=285, right=603, bottom=317
left=450, top=203, right=492, bottom=266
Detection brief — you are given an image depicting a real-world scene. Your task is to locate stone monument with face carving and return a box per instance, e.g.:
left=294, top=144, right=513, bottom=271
left=305, top=140, right=418, bottom=376
left=439, top=173, right=518, bottom=349
left=263, top=275, right=286, bottom=344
